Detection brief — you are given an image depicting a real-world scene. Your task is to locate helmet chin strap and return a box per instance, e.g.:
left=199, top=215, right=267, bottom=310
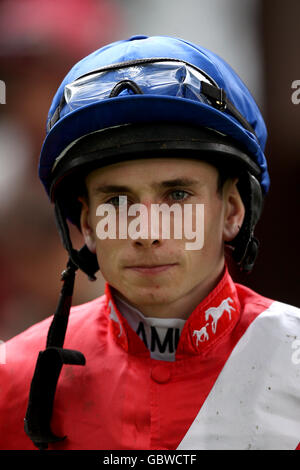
left=54, top=200, right=99, bottom=280
left=228, top=173, right=263, bottom=273
left=24, top=202, right=99, bottom=450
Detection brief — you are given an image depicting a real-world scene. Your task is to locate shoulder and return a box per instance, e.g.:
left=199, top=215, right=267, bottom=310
left=0, top=294, right=108, bottom=449
left=232, top=282, right=300, bottom=356
left=0, top=292, right=108, bottom=448
left=233, top=282, right=300, bottom=364
left=235, top=282, right=274, bottom=312
left=252, top=298, right=300, bottom=342
left=2, top=293, right=108, bottom=381
left=235, top=281, right=299, bottom=324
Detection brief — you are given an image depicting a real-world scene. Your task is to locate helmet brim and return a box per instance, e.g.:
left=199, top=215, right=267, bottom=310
left=39, top=95, right=269, bottom=197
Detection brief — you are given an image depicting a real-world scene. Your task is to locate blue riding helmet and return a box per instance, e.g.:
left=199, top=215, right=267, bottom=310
left=39, top=35, right=269, bottom=198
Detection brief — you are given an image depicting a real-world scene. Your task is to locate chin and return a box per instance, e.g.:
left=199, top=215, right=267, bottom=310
left=123, top=284, right=183, bottom=308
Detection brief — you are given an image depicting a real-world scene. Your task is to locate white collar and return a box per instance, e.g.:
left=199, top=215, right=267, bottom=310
left=112, top=290, right=186, bottom=362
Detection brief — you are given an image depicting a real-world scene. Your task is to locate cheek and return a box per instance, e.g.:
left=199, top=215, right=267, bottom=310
left=182, top=200, right=224, bottom=270
left=203, top=200, right=224, bottom=243
left=94, top=239, right=121, bottom=280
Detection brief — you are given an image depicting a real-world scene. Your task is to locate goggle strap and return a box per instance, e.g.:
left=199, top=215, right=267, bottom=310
left=109, top=79, right=143, bottom=98
left=200, top=82, right=257, bottom=138
left=47, top=94, right=66, bottom=132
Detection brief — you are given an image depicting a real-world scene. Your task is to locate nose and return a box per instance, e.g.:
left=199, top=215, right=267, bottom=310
left=133, top=238, right=161, bottom=248
left=129, top=199, right=163, bottom=248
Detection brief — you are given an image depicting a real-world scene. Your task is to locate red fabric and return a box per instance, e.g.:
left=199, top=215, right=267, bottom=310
left=0, top=269, right=275, bottom=450
left=0, top=0, right=120, bottom=57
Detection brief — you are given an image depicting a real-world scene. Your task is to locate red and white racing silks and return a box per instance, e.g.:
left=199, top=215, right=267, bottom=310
left=0, top=267, right=299, bottom=450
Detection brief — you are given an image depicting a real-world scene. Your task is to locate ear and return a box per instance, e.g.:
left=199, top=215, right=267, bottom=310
left=222, top=179, right=245, bottom=242
left=78, top=196, right=97, bottom=253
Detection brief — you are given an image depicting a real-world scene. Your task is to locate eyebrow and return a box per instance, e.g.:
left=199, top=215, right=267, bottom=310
left=92, top=178, right=201, bottom=194
left=154, top=178, right=200, bottom=189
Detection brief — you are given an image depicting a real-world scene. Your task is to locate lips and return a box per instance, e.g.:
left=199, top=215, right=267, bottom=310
left=125, top=263, right=178, bottom=275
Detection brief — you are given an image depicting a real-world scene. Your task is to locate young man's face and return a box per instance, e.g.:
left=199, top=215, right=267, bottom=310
left=80, top=158, right=244, bottom=318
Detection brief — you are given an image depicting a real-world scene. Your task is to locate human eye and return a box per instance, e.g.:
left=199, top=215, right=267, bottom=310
left=167, top=190, right=191, bottom=202
left=105, top=195, right=128, bottom=208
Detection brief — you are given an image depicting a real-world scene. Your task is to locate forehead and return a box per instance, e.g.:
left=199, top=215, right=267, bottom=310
left=85, top=157, right=218, bottom=189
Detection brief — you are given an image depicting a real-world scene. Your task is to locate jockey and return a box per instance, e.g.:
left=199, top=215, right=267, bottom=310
left=0, top=35, right=299, bottom=451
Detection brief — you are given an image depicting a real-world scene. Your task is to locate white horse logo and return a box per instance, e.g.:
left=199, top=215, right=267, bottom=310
left=205, top=297, right=235, bottom=334
left=193, top=323, right=209, bottom=346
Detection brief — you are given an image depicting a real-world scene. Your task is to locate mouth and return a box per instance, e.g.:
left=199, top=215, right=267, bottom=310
left=125, top=263, right=178, bottom=275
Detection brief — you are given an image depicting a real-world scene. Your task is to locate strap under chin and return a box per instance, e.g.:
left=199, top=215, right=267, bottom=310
left=229, top=173, right=263, bottom=273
